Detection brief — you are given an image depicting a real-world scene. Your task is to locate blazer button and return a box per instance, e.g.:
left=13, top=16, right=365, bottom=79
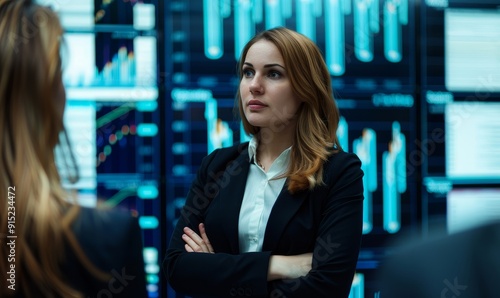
left=237, top=287, right=245, bottom=296
left=229, top=288, right=237, bottom=296
left=245, top=287, right=253, bottom=296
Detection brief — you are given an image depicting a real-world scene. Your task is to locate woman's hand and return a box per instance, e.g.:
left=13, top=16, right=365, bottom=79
left=268, top=253, right=313, bottom=281
left=182, top=223, right=214, bottom=253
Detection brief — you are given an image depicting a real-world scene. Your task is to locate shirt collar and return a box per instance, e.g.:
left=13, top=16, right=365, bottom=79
left=248, top=136, right=259, bottom=162
left=247, top=136, right=292, bottom=176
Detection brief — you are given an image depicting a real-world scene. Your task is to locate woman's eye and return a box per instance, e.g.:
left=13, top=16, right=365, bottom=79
left=242, top=69, right=254, bottom=77
left=268, top=71, right=281, bottom=79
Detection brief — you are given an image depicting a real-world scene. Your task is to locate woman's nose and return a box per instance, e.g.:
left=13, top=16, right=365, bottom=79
left=249, top=76, right=264, bottom=94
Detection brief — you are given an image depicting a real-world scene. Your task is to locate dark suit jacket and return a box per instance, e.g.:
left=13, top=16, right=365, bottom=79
left=164, top=142, right=364, bottom=298
left=16, top=207, right=147, bottom=297
left=379, top=221, right=500, bottom=298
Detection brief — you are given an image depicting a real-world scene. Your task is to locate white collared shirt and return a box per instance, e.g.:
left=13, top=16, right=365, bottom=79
left=238, top=137, right=291, bottom=253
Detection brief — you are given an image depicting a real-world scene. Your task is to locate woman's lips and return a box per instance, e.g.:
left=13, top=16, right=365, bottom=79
left=248, top=99, right=267, bottom=110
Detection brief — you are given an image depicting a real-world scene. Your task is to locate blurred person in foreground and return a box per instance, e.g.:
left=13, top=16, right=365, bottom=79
left=164, top=27, right=364, bottom=297
left=379, top=220, right=500, bottom=298
left=0, top=1, right=147, bottom=297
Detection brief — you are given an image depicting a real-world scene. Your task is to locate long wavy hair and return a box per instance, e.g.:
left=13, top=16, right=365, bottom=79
left=237, top=27, right=341, bottom=193
left=0, top=1, right=107, bottom=297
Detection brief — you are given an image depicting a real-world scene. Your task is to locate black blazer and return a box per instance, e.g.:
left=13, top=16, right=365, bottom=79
left=17, top=207, right=147, bottom=297
left=165, top=143, right=364, bottom=298
left=64, top=207, right=148, bottom=297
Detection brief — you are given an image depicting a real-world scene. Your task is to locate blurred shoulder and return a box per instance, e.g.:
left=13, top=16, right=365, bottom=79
left=71, top=206, right=142, bottom=270
left=379, top=221, right=500, bottom=298
left=74, top=206, right=139, bottom=232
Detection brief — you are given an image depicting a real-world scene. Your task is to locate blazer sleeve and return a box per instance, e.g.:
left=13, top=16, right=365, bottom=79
left=164, top=148, right=272, bottom=298
left=64, top=208, right=147, bottom=298
left=267, top=152, right=364, bottom=298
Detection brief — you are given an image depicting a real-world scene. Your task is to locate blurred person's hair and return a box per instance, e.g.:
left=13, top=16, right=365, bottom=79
left=0, top=1, right=108, bottom=297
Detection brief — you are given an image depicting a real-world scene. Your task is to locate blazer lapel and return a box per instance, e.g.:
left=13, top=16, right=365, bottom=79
left=262, top=187, right=308, bottom=252
left=215, top=150, right=250, bottom=254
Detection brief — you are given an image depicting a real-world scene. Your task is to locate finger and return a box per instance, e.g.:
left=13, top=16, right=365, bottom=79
left=183, top=227, right=203, bottom=243
left=199, top=223, right=214, bottom=253
left=182, top=233, right=203, bottom=252
left=183, top=227, right=210, bottom=252
left=184, top=243, right=194, bottom=252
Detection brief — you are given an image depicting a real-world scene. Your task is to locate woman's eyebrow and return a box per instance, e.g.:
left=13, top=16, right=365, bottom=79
left=243, top=62, right=285, bottom=69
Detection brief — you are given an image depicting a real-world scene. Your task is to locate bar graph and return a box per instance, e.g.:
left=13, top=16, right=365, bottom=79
left=382, top=121, right=406, bottom=234
left=348, top=273, right=365, bottom=298
left=325, top=0, right=347, bottom=75
left=171, top=88, right=234, bottom=159
left=96, top=103, right=159, bottom=175
left=384, top=0, right=407, bottom=62
left=62, top=33, right=158, bottom=101
left=204, top=0, right=227, bottom=59
left=353, top=0, right=377, bottom=63
left=234, top=0, right=256, bottom=60
left=205, top=99, right=234, bottom=153
left=202, top=0, right=409, bottom=75
left=96, top=46, right=136, bottom=86
left=338, top=116, right=349, bottom=152
left=296, top=0, right=322, bottom=42
left=353, top=128, right=377, bottom=234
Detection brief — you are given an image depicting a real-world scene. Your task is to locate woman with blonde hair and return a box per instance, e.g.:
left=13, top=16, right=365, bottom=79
left=0, top=1, right=146, bottom=297
left=165, top=27, right=364, bottom=297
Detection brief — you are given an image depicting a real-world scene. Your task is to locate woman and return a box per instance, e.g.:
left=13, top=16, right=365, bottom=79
left=165, top=27, right=364, bottom=297
left=0, top=1, right=146, bottom=297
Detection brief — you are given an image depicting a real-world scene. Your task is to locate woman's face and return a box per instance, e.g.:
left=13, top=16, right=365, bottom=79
left=240, top=40, right=302, bottom=133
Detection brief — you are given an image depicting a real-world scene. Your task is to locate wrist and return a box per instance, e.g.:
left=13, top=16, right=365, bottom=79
left=267, top=255, right=286, bottom=281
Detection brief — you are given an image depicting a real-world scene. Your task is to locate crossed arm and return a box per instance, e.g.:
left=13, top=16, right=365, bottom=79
left=182, top=223, right=313, bottom=281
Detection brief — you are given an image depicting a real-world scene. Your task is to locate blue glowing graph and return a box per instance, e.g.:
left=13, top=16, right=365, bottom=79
left=338, top=116, right=349, bottom=151
left=96, top=103, right=159, bottom=173
left=353, top=128, right=377, bottom=234
left=202, top=0, right=408, bottom=75
left=95, top=46, right=136, bottom=86
left=171, top=88, right=234, bottom=161
left=382, top=121, right=406, bottom=234
left=206, top=99, right=234, bottom=153
left=348, top=273, right=365, bottom=298
left=340, top=116, right=413, bottom=236
left=62, top=33, right=157, bottom=88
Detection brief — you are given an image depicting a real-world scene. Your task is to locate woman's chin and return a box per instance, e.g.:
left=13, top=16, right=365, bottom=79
left=245, top=115, right=266, bottom=128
